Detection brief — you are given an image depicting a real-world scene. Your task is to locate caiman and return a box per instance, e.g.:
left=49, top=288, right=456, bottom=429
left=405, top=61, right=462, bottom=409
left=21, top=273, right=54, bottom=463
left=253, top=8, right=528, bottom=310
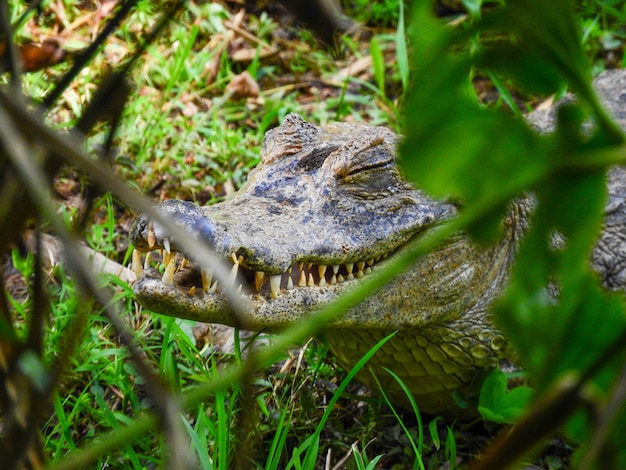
left=129, top=69, right=626, bottom=416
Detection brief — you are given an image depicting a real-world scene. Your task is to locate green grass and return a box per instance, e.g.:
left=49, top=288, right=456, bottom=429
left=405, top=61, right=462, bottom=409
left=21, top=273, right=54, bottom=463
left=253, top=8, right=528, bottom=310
left=3, top=0, right=626, bottom=468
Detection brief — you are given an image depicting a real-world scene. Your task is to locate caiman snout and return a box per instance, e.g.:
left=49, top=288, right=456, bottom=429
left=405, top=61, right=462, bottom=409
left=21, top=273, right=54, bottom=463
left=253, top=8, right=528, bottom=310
left=130, top=199, right=230, bottom=255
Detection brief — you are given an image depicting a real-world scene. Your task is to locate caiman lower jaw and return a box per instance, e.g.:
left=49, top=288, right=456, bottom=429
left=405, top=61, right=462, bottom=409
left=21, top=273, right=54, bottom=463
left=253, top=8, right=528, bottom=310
left=130, top=246, right=389, bottom=302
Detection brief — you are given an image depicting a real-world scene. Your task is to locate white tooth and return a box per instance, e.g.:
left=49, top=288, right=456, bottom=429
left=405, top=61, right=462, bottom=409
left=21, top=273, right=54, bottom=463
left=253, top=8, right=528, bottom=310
left=329, top=274, right=337, bottom=285
left=201, top=269, right=213, bottom=291
left=383, top=252, right=388, bottom=258
left=333, top=265, right=339, bottom=274
left=366, top=259, right=374, bottom=267
left=237, top=284, right=243, bottom=293
left=132, top=249, right=144, bottom=278
left=229, top=263, right=239, bottom=284
left=298, top=262, right=304, bottom=271
left=288, top=266, right=292, bottom=274
left=180, top=257, right=189, bottom=269
left=318, top=265, right=327, bottom=280
left=162, top=258, right=176, bottom=286
left=287, top=276, right=294, bottom=290
left=337, top=274, right=345, bottom=283
left=345, top=263, right=354, bottom=280
left=163, top=238, right=171, bottom=254
left=307, top=273, right=315, bottom=287
left=375, top=256, right=381, bottom=262
left=255, top=271, right=265, bottom=292
left=209, top=280, right=218, bottom=294
left=144, top=252, right=153, bottom=270
left=188, top=286, right=196, bottom=296
left=364, top=267, right=372, bottom=275
left=319, top=276, right=327, bottom=287
left=231, top=253, right=239, bottom=264
left=163, top=250, right=175, bottom=267
left=307, top=262, right=313, bottom=270
left=356, top=261, right=365, bottom=279
left=270, top=275, right=281, bottom=298
left=147, top=224, right=156, bottom=248
left=298, top=270, right=307, bottom=287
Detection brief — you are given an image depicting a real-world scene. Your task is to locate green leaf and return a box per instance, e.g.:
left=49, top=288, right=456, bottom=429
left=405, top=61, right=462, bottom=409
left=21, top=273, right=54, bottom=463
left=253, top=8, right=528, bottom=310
left=478, top=370, right=535, bottom=424
left=428, top=417, right=441, bottom=451
left=395, top=0, right=408, bottom=92
left=370, top=36, right=385, bottom=95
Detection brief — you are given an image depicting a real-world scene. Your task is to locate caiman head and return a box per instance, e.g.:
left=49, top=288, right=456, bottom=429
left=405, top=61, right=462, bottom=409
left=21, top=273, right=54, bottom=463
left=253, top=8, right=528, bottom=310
left=129, top=114, right=464, bottom=329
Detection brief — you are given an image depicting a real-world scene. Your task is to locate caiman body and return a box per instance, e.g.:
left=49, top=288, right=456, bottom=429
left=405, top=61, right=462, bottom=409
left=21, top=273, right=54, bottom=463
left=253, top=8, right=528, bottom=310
left=130, top=70, right=626, bottom=416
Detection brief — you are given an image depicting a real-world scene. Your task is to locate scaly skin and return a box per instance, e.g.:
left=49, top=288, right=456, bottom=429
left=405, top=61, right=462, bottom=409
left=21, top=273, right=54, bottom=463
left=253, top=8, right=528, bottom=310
left=130, top=70, right=626, bottom=415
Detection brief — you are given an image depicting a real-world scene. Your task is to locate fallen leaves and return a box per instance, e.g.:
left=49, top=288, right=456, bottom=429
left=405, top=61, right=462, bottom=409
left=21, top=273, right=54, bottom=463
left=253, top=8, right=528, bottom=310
left=225, top=70, right=260, bottom=100
left=0, top=39, right=66, bottom=73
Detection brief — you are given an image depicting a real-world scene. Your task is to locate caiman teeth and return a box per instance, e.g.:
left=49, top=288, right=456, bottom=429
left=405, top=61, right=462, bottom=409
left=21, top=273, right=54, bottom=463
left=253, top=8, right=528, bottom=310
left=162, top=258, right=176, bottom=286
left=269, top=274, right=281, bottom=298
left=255, top=271, right=265, bottom=292
left=147, top=223, right=156, bottom=248
left=201, top=268, right=213, bottom=291
left=228, top=262, right=239, bottom=284
left=318, top=265, right=327, bottom=278
left=318, top=265, right=327, bottom=287
left=229, top=253, right=244, bottom=285
left=144, top=252, right=153, bottom=270
left=298, top=269, right=307, bottom=287
left=132, top=249, right=144, bottom=278
left=345, top=263, right=354, bottom=280
left=163, top=250, right=175, bottom=267
left=356, top=261, right=365, bottom=278
left=133, top=245, right=394, bottom=300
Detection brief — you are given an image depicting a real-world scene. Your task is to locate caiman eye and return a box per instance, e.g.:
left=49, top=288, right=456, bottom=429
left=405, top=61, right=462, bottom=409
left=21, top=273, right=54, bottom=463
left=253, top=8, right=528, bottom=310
left=298, top=145, right=338, bottom=172
left=333, top=140, right=404, bottom=199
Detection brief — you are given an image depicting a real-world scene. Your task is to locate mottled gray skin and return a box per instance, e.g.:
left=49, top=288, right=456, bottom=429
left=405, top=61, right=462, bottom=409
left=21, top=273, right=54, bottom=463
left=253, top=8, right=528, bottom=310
left=130, top=70, right=626, bottom=416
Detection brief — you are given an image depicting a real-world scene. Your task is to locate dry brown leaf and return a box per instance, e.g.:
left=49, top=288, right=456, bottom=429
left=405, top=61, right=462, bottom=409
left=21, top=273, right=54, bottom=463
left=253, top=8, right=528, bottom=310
left=0, top=39, right=67, bottom=72
left=230, top=46, right=279, bottom=63
left=225, top=70, right=260, bottom=100
left=324, top=55, right=373, bottom=87
left=182, top=101, right=199, bottom=117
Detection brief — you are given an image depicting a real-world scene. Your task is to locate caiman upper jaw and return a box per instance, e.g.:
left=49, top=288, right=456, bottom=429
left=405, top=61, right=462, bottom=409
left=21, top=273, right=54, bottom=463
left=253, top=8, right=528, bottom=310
left=129, top=198, right=446, bottom=302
